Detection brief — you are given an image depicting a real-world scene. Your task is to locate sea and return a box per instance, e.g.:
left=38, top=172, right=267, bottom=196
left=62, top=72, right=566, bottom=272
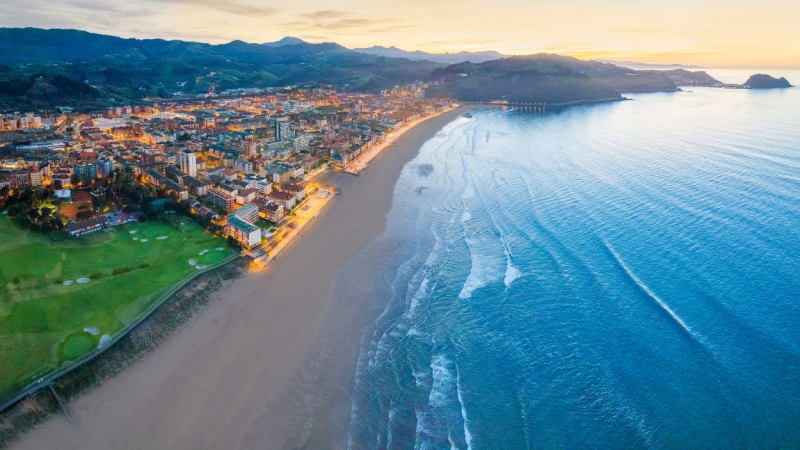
left=344, top=69, right=800, bottom=449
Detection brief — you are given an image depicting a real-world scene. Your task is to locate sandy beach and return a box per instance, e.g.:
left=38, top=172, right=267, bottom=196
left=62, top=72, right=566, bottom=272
left=9, top=106, right=471, bottom=450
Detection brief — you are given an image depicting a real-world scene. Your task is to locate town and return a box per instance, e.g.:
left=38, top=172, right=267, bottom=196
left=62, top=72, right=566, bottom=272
left=0, top=83, right=455, bottom=265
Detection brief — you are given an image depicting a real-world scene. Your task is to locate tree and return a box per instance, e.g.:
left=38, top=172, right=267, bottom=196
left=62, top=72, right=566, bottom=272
left=76, top=204, right=94, bottom=221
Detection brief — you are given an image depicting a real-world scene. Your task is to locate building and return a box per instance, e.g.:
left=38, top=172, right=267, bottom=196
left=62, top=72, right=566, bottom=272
left=179, top=151, right=197, bottom=177
left=274, top=119, right=294, bottom=141
left=207, top=186, right=235, bottom=212
left=253, top=197, right=285, bottom=222
left=96, top=158, right=115, bottom=178
left=67, top=216, right=109, bottom=237
left=28, top=166, right=43, bottom=187
left=231, top=203, right=259, bottom=223
left=269, top=166, right=290, bottom=184
left=11, top=171, right=30, bottom=188
left=268, top=190, right=297, bottom=209
left=226, top=215, right=262, bottom=248
left=74, top=163, right=97, bottom=184
left=282, top=182, right=307, bottom=202
left=234, top=158, right=254, bottom=174
left=235, top=188, right=258, bottom=205
left=183, top=176, right=209, bottom=197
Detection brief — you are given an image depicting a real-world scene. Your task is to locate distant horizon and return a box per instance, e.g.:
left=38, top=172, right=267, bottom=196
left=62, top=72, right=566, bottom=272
left=1, top=0, right=799, bottom=68
left=2, top=25, right=800, bottom=71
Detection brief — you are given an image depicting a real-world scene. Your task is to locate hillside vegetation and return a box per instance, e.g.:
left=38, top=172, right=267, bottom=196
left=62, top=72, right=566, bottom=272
left=745, top=74, right=793, bottom=89
left=425, top=55, right=693, bottom=105
left=0, top=28, right=442, bottom=109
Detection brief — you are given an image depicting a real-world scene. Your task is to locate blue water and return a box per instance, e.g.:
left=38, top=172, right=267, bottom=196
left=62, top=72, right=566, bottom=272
left=345, top=80, right=800, bottom=449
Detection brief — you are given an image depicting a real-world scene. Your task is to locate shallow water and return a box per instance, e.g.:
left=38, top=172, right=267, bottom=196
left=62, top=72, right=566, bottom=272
left=345, top=81, right=800, bottom=449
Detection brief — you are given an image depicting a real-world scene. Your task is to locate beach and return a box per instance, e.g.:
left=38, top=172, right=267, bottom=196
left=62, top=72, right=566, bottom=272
left=9, top=106, right=470, bottom=450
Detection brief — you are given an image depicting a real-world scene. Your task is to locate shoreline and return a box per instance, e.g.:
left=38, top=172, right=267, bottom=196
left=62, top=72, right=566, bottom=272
left=8, top=105, right=473, bottom=450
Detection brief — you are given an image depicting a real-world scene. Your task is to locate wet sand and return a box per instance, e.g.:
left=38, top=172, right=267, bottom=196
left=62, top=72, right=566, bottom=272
left=10, top=106, right=471, bottom=450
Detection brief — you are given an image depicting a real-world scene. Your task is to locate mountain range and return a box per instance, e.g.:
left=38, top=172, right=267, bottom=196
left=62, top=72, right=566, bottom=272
left=0, top=28, right=723, bottom=111
left=0, top=28, right=443, bottom=109
left=351, top=46, right=504, bottom=64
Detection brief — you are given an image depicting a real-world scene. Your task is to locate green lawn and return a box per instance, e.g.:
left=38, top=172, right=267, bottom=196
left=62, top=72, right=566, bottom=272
left=0, top=214, right=237, bottom=402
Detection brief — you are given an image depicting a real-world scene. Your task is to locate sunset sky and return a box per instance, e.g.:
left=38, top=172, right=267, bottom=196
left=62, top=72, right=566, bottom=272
left=2, top=0, right=799, bottom=68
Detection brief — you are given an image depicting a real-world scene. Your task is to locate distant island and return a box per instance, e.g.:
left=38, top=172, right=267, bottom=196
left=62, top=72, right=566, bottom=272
left=744, top=74, right=793, bottom=89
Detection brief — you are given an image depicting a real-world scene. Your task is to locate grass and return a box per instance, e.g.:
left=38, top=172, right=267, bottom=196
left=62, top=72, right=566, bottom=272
left=0, top=214, right=237, bottom=403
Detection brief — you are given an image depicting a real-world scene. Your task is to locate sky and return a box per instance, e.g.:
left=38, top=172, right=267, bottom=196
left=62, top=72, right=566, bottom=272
left=1, top=0, right=799, bottom=68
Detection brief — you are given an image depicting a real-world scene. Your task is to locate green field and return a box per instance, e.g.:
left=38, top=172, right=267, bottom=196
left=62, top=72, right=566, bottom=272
left=0, top=214, right=237, bottom=403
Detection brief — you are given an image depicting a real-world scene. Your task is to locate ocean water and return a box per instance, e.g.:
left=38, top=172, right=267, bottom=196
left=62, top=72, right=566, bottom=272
left=345, top=78, right=800, bottom=449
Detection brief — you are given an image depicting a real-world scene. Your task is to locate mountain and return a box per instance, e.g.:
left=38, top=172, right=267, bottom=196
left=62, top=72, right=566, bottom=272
left=654, top=69, right=720, bottom=86
left=353, top=46, right=504, bottom=64
left=0, top=28, right=443, bottom=109
left=595, top=60, right=702, bottom=70
left=263, top=37, right=308, bottom=47
left=425, top=54, right=688, bottom=105
left=744, top=74, right=793, bottom=89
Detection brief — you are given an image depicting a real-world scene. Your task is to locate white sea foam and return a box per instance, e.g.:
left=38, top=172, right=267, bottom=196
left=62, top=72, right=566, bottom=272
left=606, top=243, right=696, bottom=338
left=409, top=277, right=430, bottom=314
left=504, top=263, right=521, bottom=287
left=428, top=354, right=452, bottom=408
left=458, top=242, right=506, bottom=299
left=456, top=363, right=474, bottom=450
left=413, top=369, right=428, bottom=388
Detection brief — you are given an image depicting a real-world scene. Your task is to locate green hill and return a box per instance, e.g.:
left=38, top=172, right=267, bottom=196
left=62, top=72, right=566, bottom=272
left=0, top=28, right=442, bottom=109
left=425, top=54, right=685, bottom=105
left=744, top=74, right=793, bottom=89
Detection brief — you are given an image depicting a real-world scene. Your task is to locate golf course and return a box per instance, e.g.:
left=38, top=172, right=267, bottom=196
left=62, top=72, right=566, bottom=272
left=0, top=213, right=237, bottom=404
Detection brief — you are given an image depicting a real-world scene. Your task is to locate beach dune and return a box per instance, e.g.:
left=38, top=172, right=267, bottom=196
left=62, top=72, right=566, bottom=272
left=10, top=106, right=470, bottom=450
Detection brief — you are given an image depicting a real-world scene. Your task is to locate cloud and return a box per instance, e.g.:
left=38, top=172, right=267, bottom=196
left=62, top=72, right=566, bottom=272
left=174, top=0, right=279, bottom=17
left=301, top=10, right=348, bottom=20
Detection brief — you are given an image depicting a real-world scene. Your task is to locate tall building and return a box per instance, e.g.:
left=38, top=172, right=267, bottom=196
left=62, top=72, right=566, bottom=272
left=96, top=158, right=115, bottom=178
left=274, top=119, right=294, bottom=141
left=179, top=151, right=197, bottom=177
left=74, top=163, right=97, bottom=184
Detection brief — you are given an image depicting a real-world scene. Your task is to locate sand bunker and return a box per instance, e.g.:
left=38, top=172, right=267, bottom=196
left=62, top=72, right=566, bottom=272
left=84, top=327, right=100, bottom=336
left=133, top=237, right=139, bottom=241
left=196, top=265, right=207, bottom=270
left=215, top=247, right=225, bottom=251
left=188, top=259, right=197, bottom=266
left=63, top=280, right=74, bottom=286
left=98, top=334, right=112, bottom=349
left=140, top=238, right=149, bottom=243
left=129, top=230, right=137, bottom=234
left=77, top=277, right=91, bottom=284
left=199, top=249, right=209, bottom=256
left=157, top=236, right=168, bottom=240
